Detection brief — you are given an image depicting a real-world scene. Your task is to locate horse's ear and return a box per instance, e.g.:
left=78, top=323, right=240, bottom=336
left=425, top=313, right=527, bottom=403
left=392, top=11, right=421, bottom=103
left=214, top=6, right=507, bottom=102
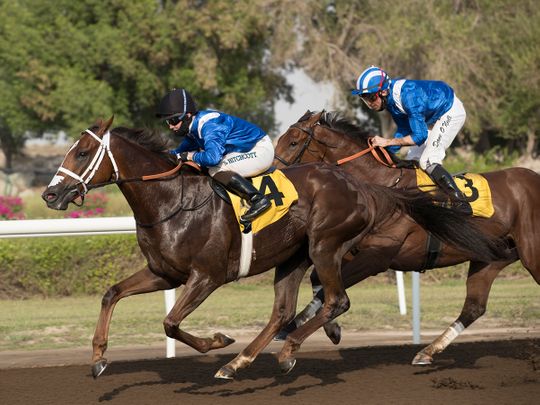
left=318, top=111, right=327, bottom=125
left=96, top=115, right=114, bottom=136
left=298, top=110, right=312, bottom=122
left=92, top=116, right=114, bottom=136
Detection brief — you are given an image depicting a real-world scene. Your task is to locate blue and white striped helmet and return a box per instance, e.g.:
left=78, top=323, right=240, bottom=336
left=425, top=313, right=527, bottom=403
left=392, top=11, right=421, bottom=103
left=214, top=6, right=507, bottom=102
left=352, top=66, right=391, bottom=95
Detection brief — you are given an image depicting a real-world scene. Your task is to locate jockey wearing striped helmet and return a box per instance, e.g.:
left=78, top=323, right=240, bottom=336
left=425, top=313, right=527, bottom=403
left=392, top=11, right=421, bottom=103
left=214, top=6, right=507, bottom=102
left=352, top=66, right=471, bottom=214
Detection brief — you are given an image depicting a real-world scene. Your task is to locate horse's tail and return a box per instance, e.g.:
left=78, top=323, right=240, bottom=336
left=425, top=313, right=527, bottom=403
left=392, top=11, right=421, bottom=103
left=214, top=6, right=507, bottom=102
left=390, top=188, right=510, bottom=262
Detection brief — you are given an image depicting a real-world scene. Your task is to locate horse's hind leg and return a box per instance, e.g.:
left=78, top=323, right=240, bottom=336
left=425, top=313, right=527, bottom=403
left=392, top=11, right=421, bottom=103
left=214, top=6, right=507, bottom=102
left=215, top=252, right=310, bottom=379
left=513, top=208, right=540, bottom=284
left=412, top=259, right=513, bottom=365
left=92, top=265, right=175, bottom=378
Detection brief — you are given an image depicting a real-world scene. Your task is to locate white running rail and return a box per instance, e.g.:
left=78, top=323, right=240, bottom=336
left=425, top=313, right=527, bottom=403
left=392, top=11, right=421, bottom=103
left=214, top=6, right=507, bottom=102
left=0, top=217, right=420, bottom=356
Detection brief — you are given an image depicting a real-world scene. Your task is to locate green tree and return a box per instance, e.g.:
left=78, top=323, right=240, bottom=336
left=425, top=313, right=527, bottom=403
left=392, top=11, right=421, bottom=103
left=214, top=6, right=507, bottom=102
left=268, top=0, right=539, bottom=155
left=0, top=0, right=291, bottom=169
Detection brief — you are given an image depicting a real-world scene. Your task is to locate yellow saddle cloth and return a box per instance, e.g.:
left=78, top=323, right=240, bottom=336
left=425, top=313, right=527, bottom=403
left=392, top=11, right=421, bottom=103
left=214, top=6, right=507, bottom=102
left=228, top=170, right=299, bottom=234
left=415, top=169, right=495, bottom=218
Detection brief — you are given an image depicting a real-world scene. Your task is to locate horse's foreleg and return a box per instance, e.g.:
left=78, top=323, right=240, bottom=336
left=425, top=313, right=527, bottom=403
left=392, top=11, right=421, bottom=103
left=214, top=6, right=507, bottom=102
left=162, top=272, right=231, bottom=353
left=274, top=268, right=324, bottom=340
left=92, top=266, right=175, bottom=378
left=412, top=260, right=512, bottom=365
left=215, top=254, right=310, bottom=379
left=276, top=249, right=388, bottom=344
left=278, top=244, right=350, bottom=374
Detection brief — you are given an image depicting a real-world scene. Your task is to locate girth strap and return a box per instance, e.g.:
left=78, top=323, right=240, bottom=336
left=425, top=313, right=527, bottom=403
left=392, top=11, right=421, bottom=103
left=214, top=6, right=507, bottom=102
left=421, top=232, right=442, bottom=271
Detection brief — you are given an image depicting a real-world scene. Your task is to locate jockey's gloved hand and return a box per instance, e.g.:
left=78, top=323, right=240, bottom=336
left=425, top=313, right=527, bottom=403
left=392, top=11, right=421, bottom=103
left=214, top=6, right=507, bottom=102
left=178, top=152, right=190, bottom=162
left=168, top=149, right=189, bottom=162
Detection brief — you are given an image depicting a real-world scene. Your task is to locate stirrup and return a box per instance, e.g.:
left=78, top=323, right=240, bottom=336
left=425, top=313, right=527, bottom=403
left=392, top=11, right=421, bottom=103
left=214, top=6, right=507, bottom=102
left=452, top=200, right=472, bottom=216
left=240, top=197, right=271, bottom=222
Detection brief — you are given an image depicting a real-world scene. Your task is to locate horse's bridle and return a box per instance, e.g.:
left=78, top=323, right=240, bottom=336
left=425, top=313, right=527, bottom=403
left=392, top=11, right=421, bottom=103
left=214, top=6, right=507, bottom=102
left=48, top=129, right=120, bottom=205
left=275, top=117, right=404, bottom=187
left=49, top=128, right=212, bottom=225
left=274, top=122, right=334, bottom=166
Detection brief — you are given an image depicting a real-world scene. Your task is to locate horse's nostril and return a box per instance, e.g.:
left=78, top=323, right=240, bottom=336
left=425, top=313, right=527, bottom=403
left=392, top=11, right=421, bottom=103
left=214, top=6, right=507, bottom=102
left=42, top=192, right=57, bottom=202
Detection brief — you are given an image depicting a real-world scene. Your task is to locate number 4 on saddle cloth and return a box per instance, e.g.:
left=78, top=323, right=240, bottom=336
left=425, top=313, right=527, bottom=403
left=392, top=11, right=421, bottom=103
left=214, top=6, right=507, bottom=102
left=226, top=169, right=299, bottom=234
left=416, top=170, right=494, bottom=218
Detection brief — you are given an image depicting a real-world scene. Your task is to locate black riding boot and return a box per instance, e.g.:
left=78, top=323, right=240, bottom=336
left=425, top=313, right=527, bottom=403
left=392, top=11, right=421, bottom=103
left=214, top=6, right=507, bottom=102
left=428, top=164, right=472, bottom=215
left=213, top=171, right=271, bottom=222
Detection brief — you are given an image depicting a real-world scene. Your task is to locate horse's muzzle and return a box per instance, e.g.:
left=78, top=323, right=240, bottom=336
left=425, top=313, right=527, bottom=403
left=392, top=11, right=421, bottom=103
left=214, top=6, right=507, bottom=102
left=41, top=186, right=80, bottom=210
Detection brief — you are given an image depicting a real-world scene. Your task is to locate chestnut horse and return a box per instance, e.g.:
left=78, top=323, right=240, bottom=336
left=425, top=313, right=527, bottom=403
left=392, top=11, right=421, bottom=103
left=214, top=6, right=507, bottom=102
left=42, top=117, right=505, bottom=379
left=274, top=110, right=540, bottom=365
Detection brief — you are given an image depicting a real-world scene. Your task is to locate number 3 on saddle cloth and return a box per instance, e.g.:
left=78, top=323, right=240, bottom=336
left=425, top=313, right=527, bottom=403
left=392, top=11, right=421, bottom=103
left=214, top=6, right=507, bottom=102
left=227, top=169, right=299, bottom=234
left=416, top=170, right=495, bottom=218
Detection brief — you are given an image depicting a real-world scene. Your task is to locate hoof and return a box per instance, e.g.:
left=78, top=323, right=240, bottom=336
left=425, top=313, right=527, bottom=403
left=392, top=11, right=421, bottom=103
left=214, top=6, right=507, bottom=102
left=279, top=358, right=297, bottom=375
left=92, top=358, right=108, bottom=379
left=323, top=322, right=341, bottom=345
left=273, top=329, right=288, bottom=341
left=215, top=365, right=236, bottom=380
left=215, top=333, right=235, bottom=347
left=412, top=351, right=433, bottom=366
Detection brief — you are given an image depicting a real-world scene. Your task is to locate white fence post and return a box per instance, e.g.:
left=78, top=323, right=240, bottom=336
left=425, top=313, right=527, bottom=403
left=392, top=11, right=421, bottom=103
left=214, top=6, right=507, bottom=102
left=412, top=271, right=421, bottom=344
left=164, top=289, right=176, bottom=358
left=396, top=271, right=407, bottom=315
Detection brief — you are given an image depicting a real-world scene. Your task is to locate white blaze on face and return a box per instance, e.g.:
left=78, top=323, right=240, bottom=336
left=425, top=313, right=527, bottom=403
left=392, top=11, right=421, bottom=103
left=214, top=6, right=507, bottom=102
left=48, top=175, right=65, bottom=187
left=48, top=140, right=79, bottom=188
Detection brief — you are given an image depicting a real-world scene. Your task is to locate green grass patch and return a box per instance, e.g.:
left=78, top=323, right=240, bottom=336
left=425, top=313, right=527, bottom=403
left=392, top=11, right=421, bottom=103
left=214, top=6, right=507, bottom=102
left=1, top=276, right=537, bottom=351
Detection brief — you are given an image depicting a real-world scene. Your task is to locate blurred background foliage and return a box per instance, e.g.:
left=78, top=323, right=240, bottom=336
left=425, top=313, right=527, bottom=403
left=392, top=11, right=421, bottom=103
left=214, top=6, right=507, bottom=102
left=0, top=0, right=538, bottom=170
left=0, top=1, right=537, bottom=299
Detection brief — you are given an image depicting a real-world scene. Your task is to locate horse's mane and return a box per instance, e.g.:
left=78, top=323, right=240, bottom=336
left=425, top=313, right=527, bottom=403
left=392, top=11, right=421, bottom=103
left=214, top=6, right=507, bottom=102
left=319, top=111, right=371, bottom=145
left=112, top=126, right=177, bottom=165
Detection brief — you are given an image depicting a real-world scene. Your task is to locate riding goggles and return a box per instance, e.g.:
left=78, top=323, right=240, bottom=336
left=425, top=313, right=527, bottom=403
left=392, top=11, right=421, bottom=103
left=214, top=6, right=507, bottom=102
left=165, top=114, right=186, bottom=126
left=360, top=92, right=379, bottom=103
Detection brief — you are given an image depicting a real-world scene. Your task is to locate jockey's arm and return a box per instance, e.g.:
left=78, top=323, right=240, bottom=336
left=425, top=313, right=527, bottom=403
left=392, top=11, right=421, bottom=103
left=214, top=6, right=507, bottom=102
left=372, top=134, right=415, bottom=148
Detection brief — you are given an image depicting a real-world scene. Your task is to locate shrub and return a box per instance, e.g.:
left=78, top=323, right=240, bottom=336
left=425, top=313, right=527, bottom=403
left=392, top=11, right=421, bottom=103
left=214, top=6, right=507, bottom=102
left=0, top=196, right=25, bottom=220
left=0, top=234, right=145, bottom=298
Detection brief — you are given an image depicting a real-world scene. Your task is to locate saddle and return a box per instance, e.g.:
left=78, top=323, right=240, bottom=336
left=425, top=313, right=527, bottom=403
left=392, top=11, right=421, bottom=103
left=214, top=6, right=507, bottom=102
left=415, top=169, right=495, bottom=218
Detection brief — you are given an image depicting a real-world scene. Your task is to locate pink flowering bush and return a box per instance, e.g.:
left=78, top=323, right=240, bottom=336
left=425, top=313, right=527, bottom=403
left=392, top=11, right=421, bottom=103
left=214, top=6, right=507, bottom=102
left=0, top=196, right=25, bottom=220
left=66, top=192, right=108, bottom=218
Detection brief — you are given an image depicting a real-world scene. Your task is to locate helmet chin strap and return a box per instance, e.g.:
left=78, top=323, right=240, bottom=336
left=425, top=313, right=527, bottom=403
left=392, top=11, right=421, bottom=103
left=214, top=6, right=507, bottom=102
left=378, top=93, right=388, bottom=111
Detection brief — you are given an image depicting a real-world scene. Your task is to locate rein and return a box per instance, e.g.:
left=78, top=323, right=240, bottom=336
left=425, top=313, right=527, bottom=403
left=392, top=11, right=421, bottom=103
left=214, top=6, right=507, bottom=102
left=135, top=167, right=213, bottom=228
left=336, top=137, right=397, bottom=168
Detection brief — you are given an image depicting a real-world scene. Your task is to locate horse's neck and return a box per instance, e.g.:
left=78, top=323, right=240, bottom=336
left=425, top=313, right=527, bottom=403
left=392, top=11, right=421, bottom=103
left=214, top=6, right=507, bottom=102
left=363, top=163, right=416, bottom=189
left=111, top=141, right=210, bottom=223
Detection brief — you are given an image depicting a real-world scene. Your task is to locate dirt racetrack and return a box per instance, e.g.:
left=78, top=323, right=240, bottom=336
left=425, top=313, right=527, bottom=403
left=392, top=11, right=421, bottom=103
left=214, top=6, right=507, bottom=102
left=1, top=335, right=539, bottom=405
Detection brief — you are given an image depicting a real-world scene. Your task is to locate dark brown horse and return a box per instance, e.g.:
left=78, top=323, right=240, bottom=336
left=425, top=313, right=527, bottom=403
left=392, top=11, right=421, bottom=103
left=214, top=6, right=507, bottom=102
left=42, top=117, right=505, bottom=379
left=274, top=110, right=540, bottom=365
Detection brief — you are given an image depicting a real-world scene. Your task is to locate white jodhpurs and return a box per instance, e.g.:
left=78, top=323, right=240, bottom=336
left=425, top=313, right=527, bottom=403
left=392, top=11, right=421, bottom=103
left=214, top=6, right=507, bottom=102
left=208, top=135, right=274, bottom=178
left=406, top=95, right=466, bottom=170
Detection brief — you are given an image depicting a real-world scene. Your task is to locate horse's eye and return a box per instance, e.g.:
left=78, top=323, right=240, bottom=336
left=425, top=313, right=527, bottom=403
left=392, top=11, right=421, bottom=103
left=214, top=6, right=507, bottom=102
left=290, top=142, right=298, bottom=147
left=77, top=151, right=88, bottom=158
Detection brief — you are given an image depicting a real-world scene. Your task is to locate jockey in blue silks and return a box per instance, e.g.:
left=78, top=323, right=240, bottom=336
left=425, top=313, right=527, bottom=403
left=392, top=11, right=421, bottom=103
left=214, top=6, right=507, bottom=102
left=352, top=66, right=471, bottom=214
left=156, top=88, right=274, bottom=222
